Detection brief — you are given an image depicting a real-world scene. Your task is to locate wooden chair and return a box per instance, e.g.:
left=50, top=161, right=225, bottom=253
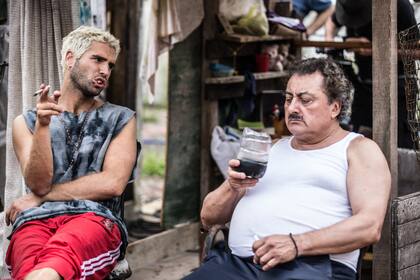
left=391, top=191, right=420, bottom=280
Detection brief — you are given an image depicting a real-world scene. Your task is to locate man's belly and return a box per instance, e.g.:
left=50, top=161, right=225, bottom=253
left=228, top=185, right=352, bottom=257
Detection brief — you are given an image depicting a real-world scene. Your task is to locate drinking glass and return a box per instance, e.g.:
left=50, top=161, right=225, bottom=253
left=234, top=127, right=271, bottom=178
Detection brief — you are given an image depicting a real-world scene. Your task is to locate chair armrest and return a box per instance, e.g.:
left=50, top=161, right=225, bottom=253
left=201, top=224, right=230, bottom=261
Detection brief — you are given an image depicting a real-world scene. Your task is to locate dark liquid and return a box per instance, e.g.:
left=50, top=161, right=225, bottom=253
left=234, top=159, right=267, bottom=179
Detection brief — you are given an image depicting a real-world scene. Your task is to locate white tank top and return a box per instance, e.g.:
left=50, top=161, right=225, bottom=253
left=228, top=132, right=362, bottom=272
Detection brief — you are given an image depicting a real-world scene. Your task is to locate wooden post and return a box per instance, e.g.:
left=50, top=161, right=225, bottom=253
left=106, top=0, right=139, bottom=111
left=107, top=0, right=140, bottom=200
left=200, top=0, right=220, bottom=202
left=199, top=0, right=220, bottom=261
left=372, top=0, right=398, bottom=279
left=163, top=26, right=203, bottom=227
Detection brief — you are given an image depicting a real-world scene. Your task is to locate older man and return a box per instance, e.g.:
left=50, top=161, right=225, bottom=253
left=185, top=58, right=390, bottom=280
left=5, top=26, right=137, bottom=280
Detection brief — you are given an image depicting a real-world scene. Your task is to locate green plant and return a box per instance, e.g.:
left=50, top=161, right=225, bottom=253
left=142, top=152, right=166, bottom=177
left=143, top=114, right=159, bottom=123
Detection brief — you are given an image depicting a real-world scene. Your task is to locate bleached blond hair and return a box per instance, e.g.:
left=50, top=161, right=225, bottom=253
left=61, top=26, right=120, bottom=73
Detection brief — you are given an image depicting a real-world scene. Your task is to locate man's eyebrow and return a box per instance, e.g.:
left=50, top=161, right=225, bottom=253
left=92, top=54, right=115, bottom=68
left=284, top=91, right=314, bottom=97
left=297, top=91, right=315, bottom=97
left=91, top=54, right=106, bottom=60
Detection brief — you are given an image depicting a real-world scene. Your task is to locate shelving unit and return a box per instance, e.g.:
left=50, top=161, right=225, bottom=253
left=205, top=72, right=289, bottom=100
left=200, top=1, right=298, bottom=199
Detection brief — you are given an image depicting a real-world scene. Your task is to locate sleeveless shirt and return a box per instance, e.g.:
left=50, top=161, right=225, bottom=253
left=228, top=132, right=362, bottom=271
left=11, top=102, right=136, bottom=255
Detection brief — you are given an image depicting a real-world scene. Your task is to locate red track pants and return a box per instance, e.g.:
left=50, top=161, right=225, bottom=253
left=6, top=212, right=122, bottom=280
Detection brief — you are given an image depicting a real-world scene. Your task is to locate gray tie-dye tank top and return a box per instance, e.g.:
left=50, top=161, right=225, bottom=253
left=12, top=102, right=136, bottom=254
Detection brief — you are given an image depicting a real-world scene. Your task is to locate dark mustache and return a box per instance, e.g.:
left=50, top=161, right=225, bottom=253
left=288, top=113, right=303, bottom=121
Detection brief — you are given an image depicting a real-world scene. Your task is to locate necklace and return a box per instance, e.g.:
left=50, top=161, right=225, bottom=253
left=58, top=100, right=96, bottom=170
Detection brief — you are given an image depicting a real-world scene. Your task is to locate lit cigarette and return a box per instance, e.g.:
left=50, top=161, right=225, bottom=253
left=33, top=89, right=43, bottom=97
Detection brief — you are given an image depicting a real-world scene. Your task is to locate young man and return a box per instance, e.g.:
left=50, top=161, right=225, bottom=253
left=185, top=58, right=391, bottom=280
left=5, top=26, right=137, bottom=280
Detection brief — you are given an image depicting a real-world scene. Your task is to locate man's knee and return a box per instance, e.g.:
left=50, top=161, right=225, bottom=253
left=24, top=268, right=62, bottom=280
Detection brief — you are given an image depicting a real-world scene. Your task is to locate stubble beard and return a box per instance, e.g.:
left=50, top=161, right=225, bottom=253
left=70, top=63, right=103, bottom=98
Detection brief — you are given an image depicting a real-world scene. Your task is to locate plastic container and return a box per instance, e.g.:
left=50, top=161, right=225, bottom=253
left=234, top=127, right=272, bottom=178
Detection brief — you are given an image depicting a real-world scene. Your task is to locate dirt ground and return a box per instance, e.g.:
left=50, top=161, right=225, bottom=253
left=130, top=107, right=200, bottom=279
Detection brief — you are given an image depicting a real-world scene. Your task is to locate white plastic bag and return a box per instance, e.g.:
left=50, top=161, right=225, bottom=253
left=210, top=126, right=241, bottom=179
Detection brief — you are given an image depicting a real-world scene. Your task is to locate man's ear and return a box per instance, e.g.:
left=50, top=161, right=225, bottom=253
left=331, top=101, right=341, bottom=119
left=65, top=51, right=75, bottom=70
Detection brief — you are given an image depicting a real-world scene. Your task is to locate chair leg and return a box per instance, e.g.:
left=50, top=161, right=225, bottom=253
left=108, top=258, right=132, bottom=280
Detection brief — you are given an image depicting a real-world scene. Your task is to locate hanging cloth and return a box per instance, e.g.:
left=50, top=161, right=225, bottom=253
left=139, top=0, right=204, bottom=101
left=0, top=1, right=79, bottom=277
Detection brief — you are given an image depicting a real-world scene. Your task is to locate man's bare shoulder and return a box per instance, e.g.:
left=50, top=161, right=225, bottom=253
left=347, top=136, right=388, bottom=166
left=13, top=114, right=26, bottom=129
left=348, top=135, right=379, bottom=150
left=14, top=114, right=24, bottom=121
left=12, top=114, right=33, bottom=140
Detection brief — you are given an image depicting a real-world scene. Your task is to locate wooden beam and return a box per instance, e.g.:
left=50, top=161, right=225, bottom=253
left=106, top=0, right=139, bottom=111
left=106, top=0, right=140, bottom=201
left=372, top=0, right=398, bottom=279
left=163, top=26, right=203, bottom=228
left=126, top=223, right=199, bottom=270
left=200, top=0, right=221, bottom=261
left=201, top=0, right=220, bottom=203
left=294, top=40, right=371, bottom=49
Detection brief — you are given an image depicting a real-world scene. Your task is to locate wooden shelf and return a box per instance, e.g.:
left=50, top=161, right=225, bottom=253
left=217, top=33, right=294, bottom=43
left=205, top=71, right=289, bottom=85
left=205, top=71, right=289, bottom=100
left=294, top=40, right=372, bottom=49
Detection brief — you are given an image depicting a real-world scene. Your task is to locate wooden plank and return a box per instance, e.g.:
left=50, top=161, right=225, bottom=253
left=372, top=0, right=398, bottom=279
left=294, top=40, right=371, bottom=49
left=217, top=33, right=294, bottom=43
left=206, top=76, right=287, bottom=100
left=397, top=240, right=420, bottom=270
left=398, top=263, right=420, bottom=280
left=205, top=71, right=289, bottom=85
left=392, top=193, right=420, bottom=278
left=206, top=75, right=247, bottom=85
left=394, top=192, right=420, bottom=224
left=397, top=219, right=420, bottom=248
left=126, top=223, right=199, bottom=271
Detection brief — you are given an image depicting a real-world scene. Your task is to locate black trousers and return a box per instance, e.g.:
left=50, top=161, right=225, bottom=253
left=183, top=248, right=356, bottom=280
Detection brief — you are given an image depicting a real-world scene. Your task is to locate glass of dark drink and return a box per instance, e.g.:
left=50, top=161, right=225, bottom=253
left=234, top=127, right=271, bottom=179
